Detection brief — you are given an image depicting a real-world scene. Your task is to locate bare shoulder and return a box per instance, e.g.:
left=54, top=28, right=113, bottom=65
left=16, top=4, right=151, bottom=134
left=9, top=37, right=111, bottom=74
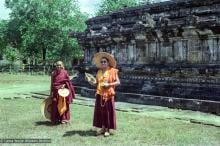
left=110, top=68, right=118, bottom=73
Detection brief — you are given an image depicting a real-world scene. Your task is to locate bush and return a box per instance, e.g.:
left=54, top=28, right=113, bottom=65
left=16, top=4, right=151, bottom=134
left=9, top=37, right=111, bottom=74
left=0, top=60, right=22, bottom=72
left=12, top=61, right=22, bottom=72
left=0, top=60, right=11, bottom=70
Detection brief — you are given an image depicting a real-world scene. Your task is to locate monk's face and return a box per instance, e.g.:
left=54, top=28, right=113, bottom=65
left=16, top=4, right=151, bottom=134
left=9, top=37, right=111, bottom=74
left=56, top=63, right=63, bottom=70
left=100, top=58, right=109, bottom=69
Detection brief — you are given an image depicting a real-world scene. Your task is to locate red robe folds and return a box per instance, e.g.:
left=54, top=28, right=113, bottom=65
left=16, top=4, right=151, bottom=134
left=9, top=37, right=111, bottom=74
left=93, top=68, right=118, bottom=129
left=50, top=69, right=75, bottom=123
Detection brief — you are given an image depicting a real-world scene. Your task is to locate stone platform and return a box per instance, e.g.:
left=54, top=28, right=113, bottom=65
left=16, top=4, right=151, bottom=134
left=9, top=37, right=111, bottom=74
left=70, top=0, right=220, bottom=115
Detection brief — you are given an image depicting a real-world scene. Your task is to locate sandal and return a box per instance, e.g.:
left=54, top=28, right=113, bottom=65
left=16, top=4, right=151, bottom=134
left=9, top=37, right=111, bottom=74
left=61, top=120, right=69, bottom=124
left=96, top=129, right=105, bottom=136
left=104, top=132, right=110, bottom=137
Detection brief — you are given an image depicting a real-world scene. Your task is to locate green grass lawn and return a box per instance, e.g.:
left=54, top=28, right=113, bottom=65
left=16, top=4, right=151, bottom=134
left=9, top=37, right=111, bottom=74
left=0, top=74, right=220, bottom=146
left=0, top=73, right=50, bottom=98
left=0, top=98, right=220, bottom=146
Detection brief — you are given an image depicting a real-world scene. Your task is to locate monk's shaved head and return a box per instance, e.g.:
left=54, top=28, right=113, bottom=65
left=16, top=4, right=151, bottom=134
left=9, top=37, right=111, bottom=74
left=56, top=61, right=64, bottom=70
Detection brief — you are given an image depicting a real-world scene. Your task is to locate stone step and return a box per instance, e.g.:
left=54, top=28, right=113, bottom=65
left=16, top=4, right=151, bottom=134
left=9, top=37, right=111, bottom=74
left=74, top=86, right=220, bottom=115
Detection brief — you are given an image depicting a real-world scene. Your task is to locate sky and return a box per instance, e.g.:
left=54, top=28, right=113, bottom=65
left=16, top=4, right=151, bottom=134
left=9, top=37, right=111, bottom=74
left=0, top=0, right=167, bottom=20
left=0, top=0, right=10, bottom=20
left=79, top=0, right=101, bottom=16
left=0, top=0, right=101, bottom=20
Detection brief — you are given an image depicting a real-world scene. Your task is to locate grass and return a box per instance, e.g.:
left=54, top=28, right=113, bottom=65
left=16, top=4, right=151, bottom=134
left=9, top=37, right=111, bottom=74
left=0, top=98, right=220, bottom=146
left=0, top=73, right=50, bottom=98
left=0, top=73, right=220, bottom=146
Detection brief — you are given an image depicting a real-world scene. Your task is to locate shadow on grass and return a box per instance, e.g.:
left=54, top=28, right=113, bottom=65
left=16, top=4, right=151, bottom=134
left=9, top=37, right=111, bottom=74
left=63, top=129, right=96, bottom=137
left=35, top=121, right=56, bottom=126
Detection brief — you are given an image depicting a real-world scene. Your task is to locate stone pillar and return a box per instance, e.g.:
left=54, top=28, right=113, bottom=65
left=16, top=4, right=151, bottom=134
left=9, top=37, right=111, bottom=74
left=111, top=45, right=116, bottom=57
left=116, top=44, right=128, bottom=64
left=148, top=42, right=157, bottom=62
left=84, top=49, right=89, bottom=63
left=145, top=42, right=149, bottom=63
left=133, top=41, right=137, bottom=62
left=173, top=38, right=185, bottom=62
left=182, top=40, right=188, bottom=62
left=217, top=37, right=220, bottom=62
left=182, top=26, right=201, bottom=63
left=188, top=38, right=202, bottom=63
left=114, top=44, right=119, bottom=63
left=157, top=41, right=161, bottom=62
left=128, top=41, right=136, bottom=63
left=136, top=40, right=147, bottom=64
left=201, top=39, right=209, bottom=63
left=161, top=41, right=173, bottom=63
left=89, top=48, right=98, bottom=63
left=210, top=37, right=218, bottom=63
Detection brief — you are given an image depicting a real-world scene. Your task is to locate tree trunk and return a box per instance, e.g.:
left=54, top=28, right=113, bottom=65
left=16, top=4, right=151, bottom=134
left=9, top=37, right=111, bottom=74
left=43, top=48, right=46, bottom=64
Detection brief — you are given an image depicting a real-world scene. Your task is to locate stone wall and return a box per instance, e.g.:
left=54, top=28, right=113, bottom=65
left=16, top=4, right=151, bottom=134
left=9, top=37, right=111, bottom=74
left=70, top=0, right=220, bottom=114
left=82, top=35, right=220, bottom=65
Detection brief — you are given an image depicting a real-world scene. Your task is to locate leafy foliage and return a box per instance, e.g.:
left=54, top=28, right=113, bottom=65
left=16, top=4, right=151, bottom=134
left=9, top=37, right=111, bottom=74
left=3, top=45, right=20, bottom=63
left=0, top=20, right=8, bottom=58
left=3, top=0, right=87, bottom=64
left=96, top=0, right=138, bottom=15
left=96, top=0, right=160, bottom=15
left=0, top=0, right=163, bottom=64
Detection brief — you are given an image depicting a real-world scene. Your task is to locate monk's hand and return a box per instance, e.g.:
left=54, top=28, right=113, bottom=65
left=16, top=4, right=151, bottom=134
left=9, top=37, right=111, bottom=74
left=62, top=84, right=65, bottom=88
left=103, top=82, right=110, bottom=87
left=59, top=84, right=65, bottom=89
left=89, top=80, right=96, bottom=86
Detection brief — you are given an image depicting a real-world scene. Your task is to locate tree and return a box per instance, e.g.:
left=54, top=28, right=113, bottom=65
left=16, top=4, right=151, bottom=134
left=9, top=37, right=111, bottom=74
left=0, top=20, right=8, bottom=59
left=96, top=0, right=159, bottom=16
left=5, top=0, right=87, bottom=64
left=96, top=0, right=138, bottom=16
left=4, top=45, right=20, bottom=63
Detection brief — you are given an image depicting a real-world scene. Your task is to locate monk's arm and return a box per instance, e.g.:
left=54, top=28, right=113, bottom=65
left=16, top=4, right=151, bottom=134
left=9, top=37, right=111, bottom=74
left=109, top=73, right=120, bottom=86
left=62, top=71, right=71, bottom=88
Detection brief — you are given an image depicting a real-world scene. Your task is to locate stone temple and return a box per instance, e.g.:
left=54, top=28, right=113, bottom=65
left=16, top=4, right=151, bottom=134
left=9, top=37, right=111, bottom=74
left=70, top=0, right=220, bottom=115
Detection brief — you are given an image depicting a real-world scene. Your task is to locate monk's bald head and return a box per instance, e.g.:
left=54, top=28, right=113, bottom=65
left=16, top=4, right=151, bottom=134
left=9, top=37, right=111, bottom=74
left=55, top=61, right=64, bottom=70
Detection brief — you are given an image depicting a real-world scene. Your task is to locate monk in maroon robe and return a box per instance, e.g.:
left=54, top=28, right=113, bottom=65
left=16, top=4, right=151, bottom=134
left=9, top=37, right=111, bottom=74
left=87, top=52, right=120, bottom=137
left=50, top=61, right=75, bottom=124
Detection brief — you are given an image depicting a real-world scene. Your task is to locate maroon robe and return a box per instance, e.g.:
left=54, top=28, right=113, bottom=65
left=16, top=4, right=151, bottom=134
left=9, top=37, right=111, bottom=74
left=93, top=68, right=118, bottom=129
left=50, top=69, right=75, bottom=123
left=93, top=95, right=116, bottom=129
